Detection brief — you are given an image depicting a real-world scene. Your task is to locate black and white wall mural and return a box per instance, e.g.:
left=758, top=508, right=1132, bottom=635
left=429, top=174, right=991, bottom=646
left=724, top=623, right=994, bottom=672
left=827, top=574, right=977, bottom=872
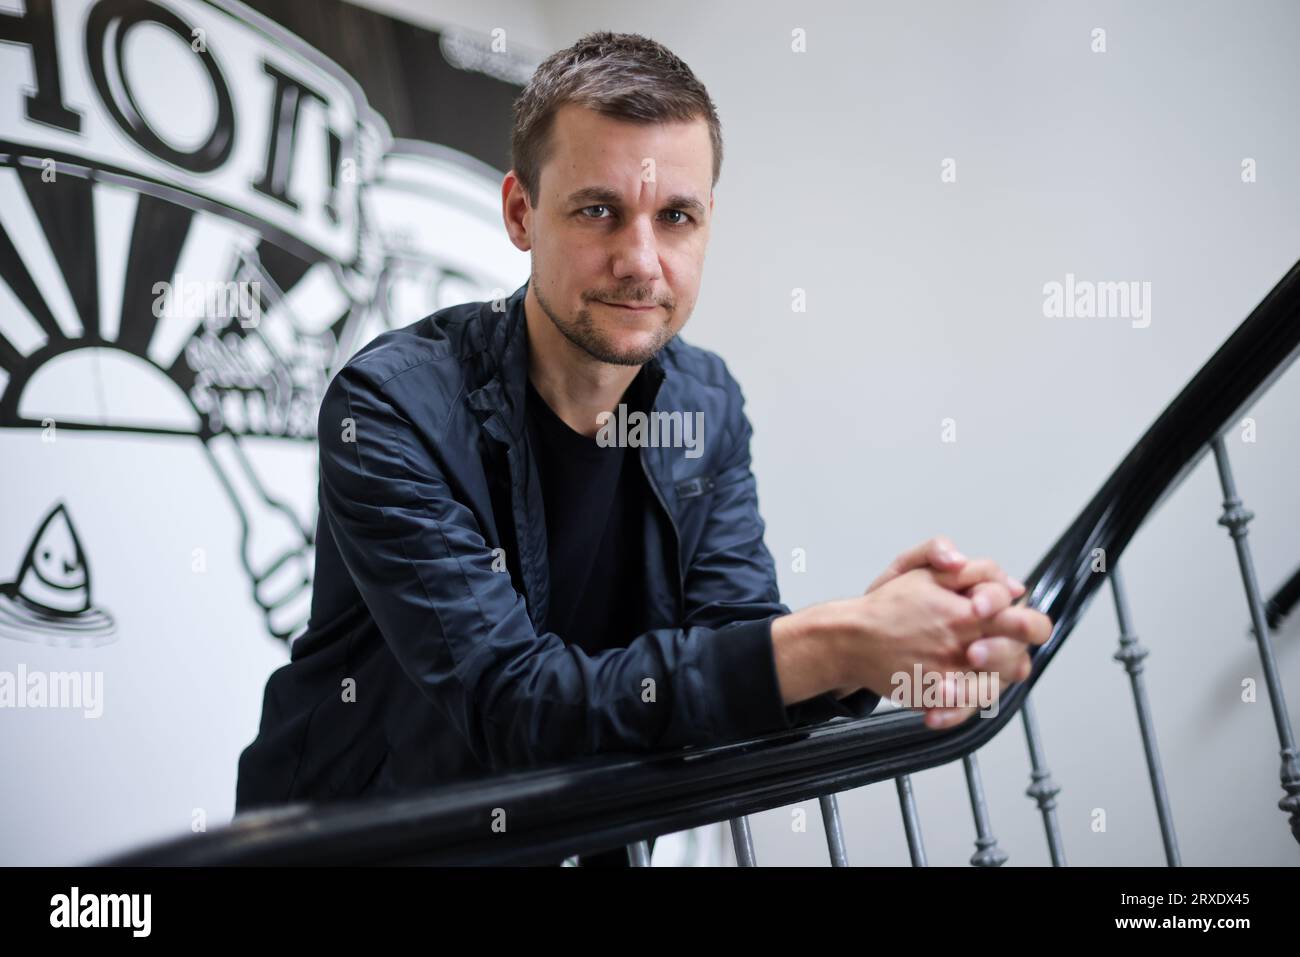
left=0, top=0, right=530, bottom=862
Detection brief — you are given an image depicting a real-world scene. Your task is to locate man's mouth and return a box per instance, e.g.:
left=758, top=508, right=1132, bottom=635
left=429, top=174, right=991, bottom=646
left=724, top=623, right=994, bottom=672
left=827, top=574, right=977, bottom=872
left=598, top=300, right=657, bottom=312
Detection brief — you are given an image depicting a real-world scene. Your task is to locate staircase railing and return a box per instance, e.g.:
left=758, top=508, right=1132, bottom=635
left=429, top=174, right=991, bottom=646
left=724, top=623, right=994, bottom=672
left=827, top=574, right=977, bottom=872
left=101, top=257, right=1300, bottom=866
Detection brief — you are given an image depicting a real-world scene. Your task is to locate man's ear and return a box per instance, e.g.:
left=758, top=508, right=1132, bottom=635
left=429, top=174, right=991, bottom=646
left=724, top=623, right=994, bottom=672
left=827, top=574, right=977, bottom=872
left=501, top=171, right=533, bottom=252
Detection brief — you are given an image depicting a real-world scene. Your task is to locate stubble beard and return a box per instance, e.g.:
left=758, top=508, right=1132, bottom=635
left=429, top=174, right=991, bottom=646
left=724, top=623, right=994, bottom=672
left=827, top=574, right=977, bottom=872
left=533, top=273, right=677, bottom=367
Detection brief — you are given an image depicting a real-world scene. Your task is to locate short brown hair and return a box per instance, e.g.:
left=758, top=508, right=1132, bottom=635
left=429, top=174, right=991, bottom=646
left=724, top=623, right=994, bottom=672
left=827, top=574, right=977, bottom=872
left=510, top=31, right=723, bottom=206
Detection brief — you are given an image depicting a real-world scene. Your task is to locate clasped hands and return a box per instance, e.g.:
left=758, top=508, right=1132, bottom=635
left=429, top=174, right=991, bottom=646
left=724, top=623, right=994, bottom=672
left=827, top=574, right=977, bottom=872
left=834, top=536, right=1053, bottom=730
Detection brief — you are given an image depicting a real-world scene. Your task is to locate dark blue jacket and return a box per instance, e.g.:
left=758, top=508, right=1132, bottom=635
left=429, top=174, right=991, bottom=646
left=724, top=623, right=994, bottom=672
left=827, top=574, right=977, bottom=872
left=235, top=281, right=879, bottom=811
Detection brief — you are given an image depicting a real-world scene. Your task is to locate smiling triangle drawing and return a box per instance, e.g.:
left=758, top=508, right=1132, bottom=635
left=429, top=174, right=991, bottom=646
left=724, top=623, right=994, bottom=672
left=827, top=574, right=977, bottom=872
left=0, top=503, right=116, bottom=647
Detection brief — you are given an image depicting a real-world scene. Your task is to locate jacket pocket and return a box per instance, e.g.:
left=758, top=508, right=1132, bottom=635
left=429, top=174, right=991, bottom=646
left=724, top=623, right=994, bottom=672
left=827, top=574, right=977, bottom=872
left=674, top=474, right=716, bottom=500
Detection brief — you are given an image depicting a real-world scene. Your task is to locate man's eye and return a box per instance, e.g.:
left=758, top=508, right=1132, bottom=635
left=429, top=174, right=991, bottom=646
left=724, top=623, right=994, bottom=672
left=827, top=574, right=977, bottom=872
left=579, top=205, right=612, bottom=219
left=661, top=209, right=693, bottom=226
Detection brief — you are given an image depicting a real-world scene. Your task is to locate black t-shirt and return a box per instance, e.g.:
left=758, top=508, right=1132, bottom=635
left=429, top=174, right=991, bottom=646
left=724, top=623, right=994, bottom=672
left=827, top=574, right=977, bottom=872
left=524, top=373, right=648, bottom=655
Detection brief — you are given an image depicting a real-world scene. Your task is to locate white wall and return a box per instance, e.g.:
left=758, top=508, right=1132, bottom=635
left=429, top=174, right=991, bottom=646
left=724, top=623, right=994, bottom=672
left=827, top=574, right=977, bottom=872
left=363, top=0, right=1300, bottom=865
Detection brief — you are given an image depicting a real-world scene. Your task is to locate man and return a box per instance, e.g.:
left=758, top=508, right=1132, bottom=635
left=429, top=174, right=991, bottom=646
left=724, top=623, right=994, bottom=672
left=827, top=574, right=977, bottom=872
left=235, top=32, right=1052, bottom=866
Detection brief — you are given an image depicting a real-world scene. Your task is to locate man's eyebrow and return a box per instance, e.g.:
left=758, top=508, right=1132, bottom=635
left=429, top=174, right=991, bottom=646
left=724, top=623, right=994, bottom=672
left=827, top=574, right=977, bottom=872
left=564, top=186, right=706, bottom=217
left=664, top=193, right=707, bottom=217
left=564, top=186, right=622, bottom=207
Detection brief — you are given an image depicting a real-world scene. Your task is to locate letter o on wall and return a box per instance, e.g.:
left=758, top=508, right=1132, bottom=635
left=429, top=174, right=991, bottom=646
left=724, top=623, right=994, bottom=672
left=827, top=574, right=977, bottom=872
left=85, top=0, right=235, bottom=173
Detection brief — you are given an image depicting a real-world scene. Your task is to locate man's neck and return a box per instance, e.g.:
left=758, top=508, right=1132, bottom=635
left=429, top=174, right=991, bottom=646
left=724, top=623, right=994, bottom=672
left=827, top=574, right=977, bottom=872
left=524, top=286, right=640, bottom=439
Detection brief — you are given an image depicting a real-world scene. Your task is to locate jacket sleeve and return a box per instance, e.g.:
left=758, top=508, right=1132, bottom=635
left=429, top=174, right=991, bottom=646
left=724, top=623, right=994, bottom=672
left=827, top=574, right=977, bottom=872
left=678, top=371, right=881, bottom=730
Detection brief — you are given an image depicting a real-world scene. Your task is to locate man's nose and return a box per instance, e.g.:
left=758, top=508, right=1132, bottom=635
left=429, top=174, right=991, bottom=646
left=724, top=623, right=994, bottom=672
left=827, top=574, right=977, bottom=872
left=610, top=216, right=662, bottom=284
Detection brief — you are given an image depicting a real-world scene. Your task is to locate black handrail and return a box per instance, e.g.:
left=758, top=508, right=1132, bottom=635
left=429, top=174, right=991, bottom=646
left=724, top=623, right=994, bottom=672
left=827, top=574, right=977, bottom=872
left=1266, top=564, right=1300, bottom=630
left=101, top=258, right=1300, bottom=865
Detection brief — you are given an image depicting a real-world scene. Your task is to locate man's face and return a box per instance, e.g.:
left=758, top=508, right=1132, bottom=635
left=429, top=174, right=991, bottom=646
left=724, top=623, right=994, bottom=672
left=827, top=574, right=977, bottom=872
left=512, top=103, right=714, bottom=366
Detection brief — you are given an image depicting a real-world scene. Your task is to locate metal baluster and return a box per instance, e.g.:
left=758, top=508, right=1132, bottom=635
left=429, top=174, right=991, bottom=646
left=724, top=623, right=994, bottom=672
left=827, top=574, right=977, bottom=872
left=1109, top=564, right=1181, bottom=865
left=626, top=841, right=651, bottom=867
left=1020, top=697, right=1067, bottom=866
left=895, top=774, right=928, bottom=866
left=1211, top=436, right=1300, bottom=844
left=729, top=817, right=757, bottom=866
left=963, top=753, right=1007, bottom=866
left=819, top=794, right=849, bottom=866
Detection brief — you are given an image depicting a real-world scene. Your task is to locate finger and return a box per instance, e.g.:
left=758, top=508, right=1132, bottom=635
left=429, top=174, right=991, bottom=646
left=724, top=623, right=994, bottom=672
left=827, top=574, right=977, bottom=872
left=935, top=558, right=1026, bottom=598
left=923, top=536, right=967, bottom=570
left=931, top=557, right=1013, bottom=593
left=1016, top=654, right=1033, bottom=682
left=979, top=606, right=1054, bottom=645
left=928, top=586, right=985, bottom=644
left=892, top=535, right=968, bottom=577
left=965, top=636, right=1027, bottom=670
left=976, top=646, right=1034, bottom=685
left=866, top=535, right=966, bottom=593
left=923, top=706, right=978, bottom=730
left=966, top=581, right=1012, bottom=619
